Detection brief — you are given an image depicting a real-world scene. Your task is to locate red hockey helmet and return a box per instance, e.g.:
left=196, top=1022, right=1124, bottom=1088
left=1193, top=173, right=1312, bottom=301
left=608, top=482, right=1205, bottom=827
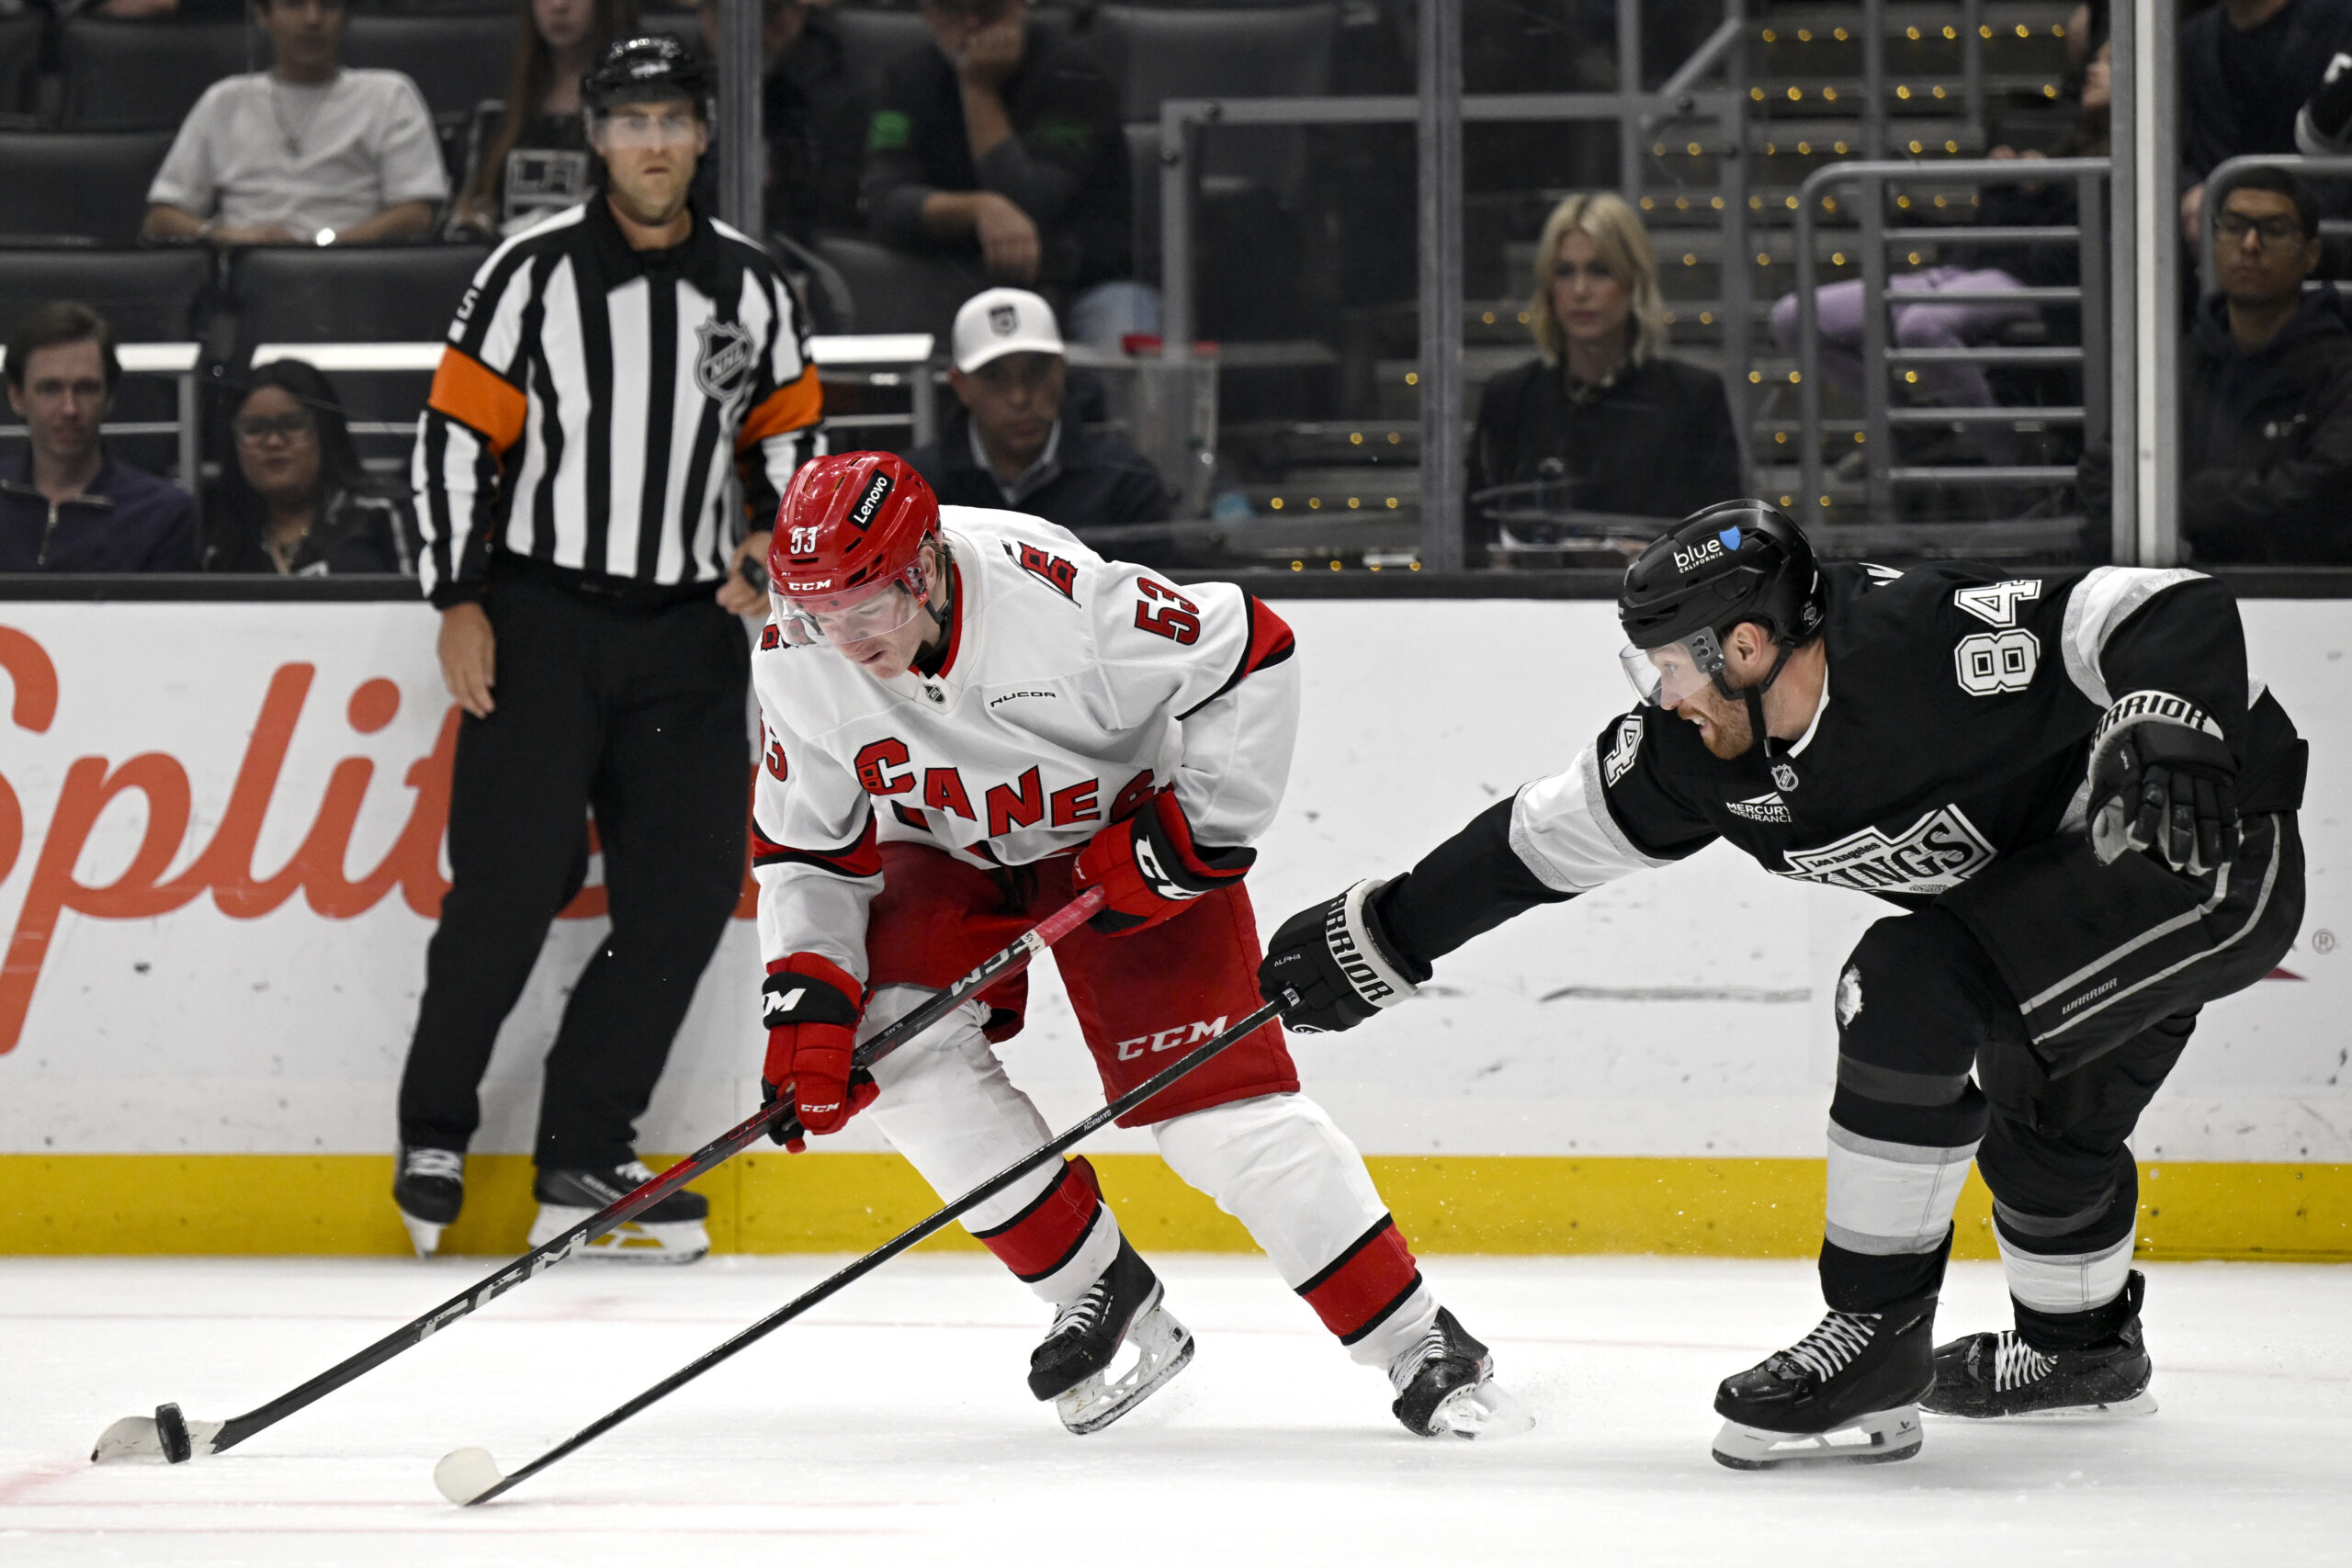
left=767, top=452, right=941, bottom=646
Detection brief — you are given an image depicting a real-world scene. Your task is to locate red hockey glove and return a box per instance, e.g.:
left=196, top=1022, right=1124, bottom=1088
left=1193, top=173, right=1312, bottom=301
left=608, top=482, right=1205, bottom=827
left=759, top=953, right=877, bottom=1151
left=1072, top=790, right=1254, bottom=936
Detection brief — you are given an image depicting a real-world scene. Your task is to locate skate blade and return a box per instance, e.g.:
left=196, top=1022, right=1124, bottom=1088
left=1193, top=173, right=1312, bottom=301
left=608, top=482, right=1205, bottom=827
left=90, top=1406, right=222, bottom=1464
left=1711, top=1404, right=1923, bottom=1471
left=1424, top=1376, right=1537, bottom=1440
left=526, top=1205, right=709, bottom=1264
left=1056, top=1302, right=1196, bottom=1436
left=1934, top=1389, right=2159, bottom=1421
left=399, top=1212, right=446, bottom=1258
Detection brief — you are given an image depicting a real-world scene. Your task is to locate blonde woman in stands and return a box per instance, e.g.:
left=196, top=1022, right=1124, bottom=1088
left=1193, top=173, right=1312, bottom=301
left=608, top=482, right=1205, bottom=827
left=447, top=0, right=639, bottom=240
left=1467, top=191, right=1742, bottom=567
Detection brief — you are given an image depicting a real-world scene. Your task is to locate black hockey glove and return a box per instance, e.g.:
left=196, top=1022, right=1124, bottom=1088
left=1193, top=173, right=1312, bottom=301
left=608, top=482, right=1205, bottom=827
left=1256, top=879, right=1433, bottom=1033
left=2086, top=691, right=2241, bottom=876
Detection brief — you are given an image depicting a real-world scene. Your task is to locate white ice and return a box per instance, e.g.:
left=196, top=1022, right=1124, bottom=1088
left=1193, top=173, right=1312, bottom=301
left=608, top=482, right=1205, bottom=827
left=6, top=1254, right=2348, bottom=1566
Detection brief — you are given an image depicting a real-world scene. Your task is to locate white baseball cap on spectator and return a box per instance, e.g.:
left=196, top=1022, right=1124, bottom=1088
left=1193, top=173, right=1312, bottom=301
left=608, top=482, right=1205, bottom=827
left=951, top=288, right=1065, bottom=374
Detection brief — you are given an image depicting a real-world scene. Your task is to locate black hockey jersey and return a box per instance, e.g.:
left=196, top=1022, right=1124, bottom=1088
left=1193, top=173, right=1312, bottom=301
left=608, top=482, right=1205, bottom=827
left=1376, top=563, right=2309, bottom=964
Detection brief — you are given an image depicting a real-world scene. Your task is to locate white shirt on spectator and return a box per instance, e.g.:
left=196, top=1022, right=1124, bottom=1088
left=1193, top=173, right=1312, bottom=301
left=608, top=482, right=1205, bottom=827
left=148, top=70, right=449, bottom=236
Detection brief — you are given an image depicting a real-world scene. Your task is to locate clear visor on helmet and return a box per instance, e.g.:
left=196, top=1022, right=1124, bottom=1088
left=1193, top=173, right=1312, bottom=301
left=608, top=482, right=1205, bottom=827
left=1619, top=626, right=1725, bottom=708
left=773, top=562, right=931, bottom=650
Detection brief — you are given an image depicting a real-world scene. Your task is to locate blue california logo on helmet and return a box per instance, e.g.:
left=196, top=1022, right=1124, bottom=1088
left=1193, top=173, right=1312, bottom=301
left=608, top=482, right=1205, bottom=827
left=1718, top=526, right=1743, bottom=551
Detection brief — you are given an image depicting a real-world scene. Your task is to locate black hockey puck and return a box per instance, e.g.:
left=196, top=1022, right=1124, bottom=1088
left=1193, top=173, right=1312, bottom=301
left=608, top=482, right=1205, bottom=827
left=155, top=1403, right=192, bottom=1464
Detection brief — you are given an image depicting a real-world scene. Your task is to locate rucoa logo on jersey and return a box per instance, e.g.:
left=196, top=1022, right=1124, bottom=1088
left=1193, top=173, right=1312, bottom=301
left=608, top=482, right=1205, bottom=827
left=1777, top=805, right=1996, bottom=894
left=693, top=319, right=758, bottom=404
left=1727, top=791, right=1792, bottom=824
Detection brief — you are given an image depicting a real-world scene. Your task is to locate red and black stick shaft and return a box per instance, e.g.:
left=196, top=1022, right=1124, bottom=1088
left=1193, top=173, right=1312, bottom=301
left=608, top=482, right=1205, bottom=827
left=122, top=887, right=1105, bottom=1462
left=444, top=998, right=1282, bottom=1506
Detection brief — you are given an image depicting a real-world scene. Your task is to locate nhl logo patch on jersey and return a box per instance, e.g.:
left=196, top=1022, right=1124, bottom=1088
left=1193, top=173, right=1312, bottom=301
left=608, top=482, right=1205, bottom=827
left=1771, top=761, right=1799, bottom=792
left=694, top=319, right=758, bottom=403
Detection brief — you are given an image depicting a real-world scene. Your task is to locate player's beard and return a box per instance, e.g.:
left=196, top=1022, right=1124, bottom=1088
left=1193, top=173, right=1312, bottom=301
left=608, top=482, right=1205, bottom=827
left=1679, top=690, right=1755, bottom=759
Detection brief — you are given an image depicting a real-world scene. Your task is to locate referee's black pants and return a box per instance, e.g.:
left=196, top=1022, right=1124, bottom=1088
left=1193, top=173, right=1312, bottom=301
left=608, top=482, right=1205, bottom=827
left=398, top=570, right=751, bottom=1171
left=1816, top=813, right=2303, bottom=1336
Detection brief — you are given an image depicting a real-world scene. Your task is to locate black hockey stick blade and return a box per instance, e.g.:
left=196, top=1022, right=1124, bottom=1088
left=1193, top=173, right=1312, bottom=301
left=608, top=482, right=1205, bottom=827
left=91, top=887, right=1106, bottom=1466
left=436, top=998, right=1282, bottom=1505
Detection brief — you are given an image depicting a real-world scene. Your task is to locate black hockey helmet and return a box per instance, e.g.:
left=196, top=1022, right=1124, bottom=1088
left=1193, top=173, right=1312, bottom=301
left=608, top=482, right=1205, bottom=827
left=1617, top=499, right=1826, bottom=652
left=582, top=35, right=712, bottom=118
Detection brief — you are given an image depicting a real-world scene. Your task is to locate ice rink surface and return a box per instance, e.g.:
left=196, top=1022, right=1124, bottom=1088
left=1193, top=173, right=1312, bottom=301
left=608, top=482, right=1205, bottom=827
left=6, top=1253, right=2347, bottom=1567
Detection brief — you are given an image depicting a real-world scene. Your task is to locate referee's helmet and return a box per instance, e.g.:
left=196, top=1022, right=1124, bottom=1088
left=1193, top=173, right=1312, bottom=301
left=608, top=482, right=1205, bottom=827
left=582, top=35, right=712, bottom=118
left=769, top=451, right=940, bottom=615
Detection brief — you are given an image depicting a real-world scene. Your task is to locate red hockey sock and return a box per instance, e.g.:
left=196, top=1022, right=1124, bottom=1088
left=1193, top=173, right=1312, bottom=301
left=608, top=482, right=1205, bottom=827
left=971, top=1156, right=1106, bottom=1283
left=1296, top=1215, right=1422, bottom=1345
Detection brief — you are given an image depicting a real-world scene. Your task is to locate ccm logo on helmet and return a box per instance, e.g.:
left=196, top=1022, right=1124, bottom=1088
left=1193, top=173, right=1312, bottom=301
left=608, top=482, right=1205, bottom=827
left=848, top=471, right=894, bottom=530
left=1322, top=903, right=1395, bottom=1003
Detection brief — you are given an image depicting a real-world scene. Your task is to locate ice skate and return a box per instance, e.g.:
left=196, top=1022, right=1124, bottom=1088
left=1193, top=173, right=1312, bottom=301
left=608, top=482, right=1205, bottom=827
left=526, top=1159, right=709, bottom=1264
left=1925, top=1271, right=2156, bottom=1419
left=1388, top=1306, right=1533, bottom=1438
left=392, top=1145, right=465, bottom=1258
left=1028, top=1236, right=1194, bottom=1434
left=1712, top=1294, right=1935, bottom=1469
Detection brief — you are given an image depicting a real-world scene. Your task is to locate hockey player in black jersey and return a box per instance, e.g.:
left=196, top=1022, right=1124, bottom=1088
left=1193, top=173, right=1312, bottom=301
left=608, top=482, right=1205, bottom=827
left=1258, top=502, right=2308, bottom=1469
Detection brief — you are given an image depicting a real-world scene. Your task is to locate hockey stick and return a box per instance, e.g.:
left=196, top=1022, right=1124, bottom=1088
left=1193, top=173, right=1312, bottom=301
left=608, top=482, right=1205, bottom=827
left=435, top=997, right=1283, bottom=1506
left=89, top=886, right=1107, bottom=1467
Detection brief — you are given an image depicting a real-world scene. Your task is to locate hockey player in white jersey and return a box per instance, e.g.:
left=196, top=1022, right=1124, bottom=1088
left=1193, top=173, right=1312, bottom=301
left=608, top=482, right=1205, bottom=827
left=749, top=451, right=1521, bottom=1437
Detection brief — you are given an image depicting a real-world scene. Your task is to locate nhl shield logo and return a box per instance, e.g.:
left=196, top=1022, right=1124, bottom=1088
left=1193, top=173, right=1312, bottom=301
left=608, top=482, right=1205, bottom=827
left=694, top=319, right=758, bottom=404
left=988, top=303, right=1019, bottom=335
left=1771, top=761, right=1799, bottom=792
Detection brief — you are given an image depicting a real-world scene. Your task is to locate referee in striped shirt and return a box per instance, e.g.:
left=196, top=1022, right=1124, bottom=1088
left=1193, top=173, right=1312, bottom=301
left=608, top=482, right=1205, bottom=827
left=391, top=36, right=823, bottom=1262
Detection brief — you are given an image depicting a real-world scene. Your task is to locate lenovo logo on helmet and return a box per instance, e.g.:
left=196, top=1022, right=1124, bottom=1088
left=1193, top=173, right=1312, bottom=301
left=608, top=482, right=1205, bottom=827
left=848, top=471, right=893, bottom=530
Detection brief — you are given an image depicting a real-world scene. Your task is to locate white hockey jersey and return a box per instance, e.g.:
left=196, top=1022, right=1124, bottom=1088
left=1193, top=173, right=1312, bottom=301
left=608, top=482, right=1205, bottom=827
left=750, top=506, right=1301, bottom=980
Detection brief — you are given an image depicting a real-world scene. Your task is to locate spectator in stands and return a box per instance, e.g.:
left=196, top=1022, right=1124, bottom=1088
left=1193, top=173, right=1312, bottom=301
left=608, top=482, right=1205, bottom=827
left=204, top=360, right=418, bottom=574
left=694, top=0, right=867, bottom=243
left=142, top=0, right=448, bottom=247
left=1768, top=39, right=2110, bottom=472
left=2179, top=170, right=2352, bottom=560
left=0, top=302, right=198, bottom=573
left=863, top=0, right=1145, bottom=347
left=2179, top=0, right=2352, bottom=244
left=449, top=0, right=638, bottom=241
left=905, top=287, right=1170, bottom=536
left=1467, top=192, right=1740, bottom=566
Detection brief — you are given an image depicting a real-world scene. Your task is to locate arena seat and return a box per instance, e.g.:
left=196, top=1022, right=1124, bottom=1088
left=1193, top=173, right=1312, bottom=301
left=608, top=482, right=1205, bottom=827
left=230, top=244, right=491, bottom=348
left=59, top=19, right=261, bottom=133
left=0, top=249, right=213, bottom=343
left=345, top=14, right=518, bottom=122
left=0, top=15, right=43, bottom=123
left=0, top=131, right=177, bottom=249
left=811, top=233, right=983, bottom=341
left=1089, top=5, right=1336, bottom=126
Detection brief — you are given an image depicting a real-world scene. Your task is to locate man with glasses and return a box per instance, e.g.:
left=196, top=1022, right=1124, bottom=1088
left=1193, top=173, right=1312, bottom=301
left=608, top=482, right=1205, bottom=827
left=395, top=36, right=825, bottom=1261
left=903, top=288, right=1170, bottom=544
left=143, top=0, right=445, bottom=247
left=2176, top=168, right=2352, bottom=561
left=0, top=301, right=197, bottom=572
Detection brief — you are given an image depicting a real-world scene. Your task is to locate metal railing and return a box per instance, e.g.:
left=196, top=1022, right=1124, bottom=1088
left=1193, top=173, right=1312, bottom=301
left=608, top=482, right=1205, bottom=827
left=1859, top=0, right=1988, bottom=159
left=1791, top=156, right=2109, bottom=520
left=1157, top=88, right=1750, bottom=565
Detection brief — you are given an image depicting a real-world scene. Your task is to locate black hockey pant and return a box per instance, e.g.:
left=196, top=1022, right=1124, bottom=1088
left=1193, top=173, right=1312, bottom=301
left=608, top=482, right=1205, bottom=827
left=397, top=572, right=750, bottom=1170
left=1818, top=813, right=2302, bottom=1337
